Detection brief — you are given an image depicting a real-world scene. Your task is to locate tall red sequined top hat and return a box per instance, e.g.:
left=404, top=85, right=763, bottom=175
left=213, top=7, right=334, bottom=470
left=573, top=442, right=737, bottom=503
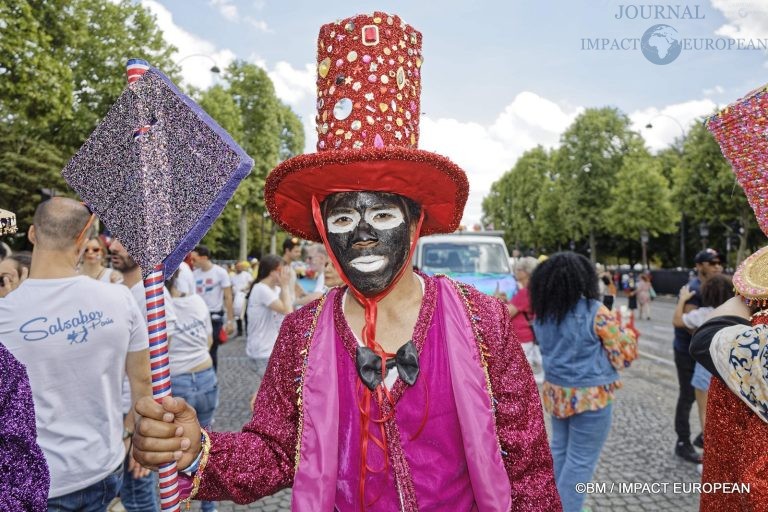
left=707, top=85, right=768, bottom=304
left=265, top=11, right=469, bottom=241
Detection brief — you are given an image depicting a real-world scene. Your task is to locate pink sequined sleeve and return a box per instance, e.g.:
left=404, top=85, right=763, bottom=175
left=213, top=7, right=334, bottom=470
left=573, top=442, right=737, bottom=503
left=195, top=304, right=317, bottom=503
left=468, top=288, right=562, bottom=511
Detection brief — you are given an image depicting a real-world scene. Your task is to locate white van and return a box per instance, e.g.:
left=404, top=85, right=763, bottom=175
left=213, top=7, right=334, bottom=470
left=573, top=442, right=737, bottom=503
left=413, top=232, right=517, bottom=299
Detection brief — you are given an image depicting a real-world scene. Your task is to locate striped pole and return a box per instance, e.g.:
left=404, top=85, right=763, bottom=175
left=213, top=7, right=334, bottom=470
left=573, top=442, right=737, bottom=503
left=128, top=59, right=181, bottom=511
left=144, top=265, right=181, bottom=511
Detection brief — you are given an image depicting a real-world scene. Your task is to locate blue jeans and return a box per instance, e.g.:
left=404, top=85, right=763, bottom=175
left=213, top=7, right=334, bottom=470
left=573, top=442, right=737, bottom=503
left=551, top=403, right=613, bottom=512
left=120, top=454, right=159, bottom=512
left=48, top=463, right=123, bottom=512
left=172, top=367, right=219, bottom=512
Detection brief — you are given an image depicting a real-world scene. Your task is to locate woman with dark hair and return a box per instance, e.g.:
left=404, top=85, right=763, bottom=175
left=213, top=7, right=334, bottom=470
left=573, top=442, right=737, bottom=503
left=530, top=252, right=637, bottom=512
left=245, top=254, right=293, bottom=381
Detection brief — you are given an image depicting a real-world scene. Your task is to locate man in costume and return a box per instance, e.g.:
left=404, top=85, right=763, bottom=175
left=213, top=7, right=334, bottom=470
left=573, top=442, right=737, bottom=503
left=132, top=11, right=560, bottom=511
left=688, top=83, right=768, bottom=510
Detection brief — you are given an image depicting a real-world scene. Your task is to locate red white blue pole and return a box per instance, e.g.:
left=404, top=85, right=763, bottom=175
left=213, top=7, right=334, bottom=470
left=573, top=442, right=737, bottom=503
left=128, top=59, right=181, bottom=512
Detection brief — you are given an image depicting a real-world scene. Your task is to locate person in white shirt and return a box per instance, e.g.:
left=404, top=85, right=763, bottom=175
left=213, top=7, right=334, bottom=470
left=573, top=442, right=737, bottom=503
left=0, top=198, right=151, bottom=510
left=165, top=270, right=219, bottom=512
left=230, top=261, right=254, bottom=336
left=246, top=254, right=293, bottom=381
left=111, top=238, right=183, bottom=512
left=190, top=245, right=234, bottom=371
left=175, top=259, right=197, bottom=296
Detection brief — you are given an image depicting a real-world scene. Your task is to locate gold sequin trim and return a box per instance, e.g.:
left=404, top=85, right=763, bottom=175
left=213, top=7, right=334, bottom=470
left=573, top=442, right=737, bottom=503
left=293, top=293, right=329, bottom=472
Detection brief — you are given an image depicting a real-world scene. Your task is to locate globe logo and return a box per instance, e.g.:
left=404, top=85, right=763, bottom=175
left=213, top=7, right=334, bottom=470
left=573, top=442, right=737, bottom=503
left=641, top=24, right=682, bottom=65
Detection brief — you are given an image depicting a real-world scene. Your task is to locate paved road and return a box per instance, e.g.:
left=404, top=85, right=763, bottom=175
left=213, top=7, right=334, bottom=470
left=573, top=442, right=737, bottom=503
left=186, top=296, right=703, bottom=511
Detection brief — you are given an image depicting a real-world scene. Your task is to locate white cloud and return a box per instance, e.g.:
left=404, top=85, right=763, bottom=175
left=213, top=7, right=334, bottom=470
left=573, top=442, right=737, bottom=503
left=630, top=99, right=718, bottom=152
left=141, top=0, right=236, bottom=90
left=420, top=92, right=582, bottom=228
left=711, top=0, right=768, bottom=40
left=268, top=61, right=315, bottom=105
left=209, top=0, right=238, bottom=21
left=702, top=85, right=725, bottom=96
left=245, top=16, right=271, bottom=32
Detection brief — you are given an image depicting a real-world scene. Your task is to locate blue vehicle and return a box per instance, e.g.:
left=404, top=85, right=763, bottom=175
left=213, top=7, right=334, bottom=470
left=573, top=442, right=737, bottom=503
left=413, top=233, right=518, bottom=300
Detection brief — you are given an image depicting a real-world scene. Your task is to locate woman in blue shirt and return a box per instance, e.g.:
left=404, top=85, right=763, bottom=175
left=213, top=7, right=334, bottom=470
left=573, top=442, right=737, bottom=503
left=529, top=252, right=637, bottom=512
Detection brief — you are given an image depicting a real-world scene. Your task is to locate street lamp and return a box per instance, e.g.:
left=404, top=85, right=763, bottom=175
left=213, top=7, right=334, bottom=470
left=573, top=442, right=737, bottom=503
left=644, top=114, right=686, bottom=141
left=645, top=114, right=687, bottom=267
left=176, top=54, right=222, bottom=74
left=699, top=221, right=710, bottom=250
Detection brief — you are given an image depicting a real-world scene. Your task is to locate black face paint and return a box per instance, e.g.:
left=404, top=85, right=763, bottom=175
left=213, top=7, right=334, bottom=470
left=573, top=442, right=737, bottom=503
left=322, top=191, right=413, bottom=296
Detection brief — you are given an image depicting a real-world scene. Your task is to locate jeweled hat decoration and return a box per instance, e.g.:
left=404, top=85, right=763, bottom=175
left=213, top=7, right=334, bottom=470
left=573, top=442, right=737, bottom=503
left=707, top=86, right=768, bottom=307
left=0, top=209, right=17, bottom=236
left=265, top=11, right=469, bottom=242
left=62, top=67, right=253, bottom=277
left=706, top=85, right=768, bottom=238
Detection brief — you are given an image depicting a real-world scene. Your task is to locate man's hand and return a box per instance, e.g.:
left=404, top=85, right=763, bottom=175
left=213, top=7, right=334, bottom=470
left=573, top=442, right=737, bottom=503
left=132, top=396, right=202, bottom=471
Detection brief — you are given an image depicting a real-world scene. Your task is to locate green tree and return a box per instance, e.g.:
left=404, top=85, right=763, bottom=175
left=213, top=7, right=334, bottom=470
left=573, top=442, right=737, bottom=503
left=277, top=102, right=305, bottom=162
left=196, top=63, right=305, bottom=259
left=0, top=127, right=68, bottom=248
left=672, top=118, right=762, bottom=265
left=555, top=107, right=646, bottom=262
left=483, top=146, right=559, bottom=250
left=0, top=0, right=177, bottom=243
left=605, top=154, right=678, bottom=266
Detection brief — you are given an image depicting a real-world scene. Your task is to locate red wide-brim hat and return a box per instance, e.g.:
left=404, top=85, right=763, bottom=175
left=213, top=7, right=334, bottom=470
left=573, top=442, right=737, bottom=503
left=265, top=11, right=468, bottom=242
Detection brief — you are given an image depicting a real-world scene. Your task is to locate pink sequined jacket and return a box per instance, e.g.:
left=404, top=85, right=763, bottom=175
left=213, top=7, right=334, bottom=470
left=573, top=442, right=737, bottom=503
left=195, top=275, right=560, bottom=510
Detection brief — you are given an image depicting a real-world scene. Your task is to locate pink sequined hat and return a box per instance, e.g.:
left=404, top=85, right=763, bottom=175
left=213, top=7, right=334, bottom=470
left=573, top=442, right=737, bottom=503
left=265, top=11, right=469, bottom=242
left=707, top=85, right=768, bottom=303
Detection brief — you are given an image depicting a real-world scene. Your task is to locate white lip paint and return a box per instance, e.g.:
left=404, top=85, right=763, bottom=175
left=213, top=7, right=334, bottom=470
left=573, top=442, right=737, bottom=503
left=349, top=255, right=386, bottom=272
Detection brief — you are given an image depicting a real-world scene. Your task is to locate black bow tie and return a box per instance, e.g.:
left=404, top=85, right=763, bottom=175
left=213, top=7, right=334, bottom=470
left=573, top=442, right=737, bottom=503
left=355, top=340, right=420, bottom=391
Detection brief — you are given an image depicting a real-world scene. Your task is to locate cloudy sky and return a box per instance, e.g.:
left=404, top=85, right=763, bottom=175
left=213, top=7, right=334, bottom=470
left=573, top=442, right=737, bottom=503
left=142, top=0, right=768, bottom=227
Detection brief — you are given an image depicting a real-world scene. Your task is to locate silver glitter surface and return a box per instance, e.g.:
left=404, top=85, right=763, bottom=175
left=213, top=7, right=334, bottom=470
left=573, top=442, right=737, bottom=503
left=62, top=69, right=253, bottom=276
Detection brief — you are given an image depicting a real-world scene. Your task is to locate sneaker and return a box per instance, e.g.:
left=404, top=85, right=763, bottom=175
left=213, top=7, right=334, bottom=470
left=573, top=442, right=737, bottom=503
left=693, top=433, right=704, bottom=449
left=675, top=441, right=702, bottom=464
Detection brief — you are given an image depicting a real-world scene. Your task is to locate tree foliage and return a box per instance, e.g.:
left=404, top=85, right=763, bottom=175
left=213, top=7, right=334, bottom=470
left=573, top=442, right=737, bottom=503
left=0, top=0, right=177, bottom=248
left=197, top=64, right=305, bottom=258
left=672, top=118, right=764, bottom=263
left=605, top=154, right=678, bottom=239
left=554, top=107, right=646, bottom=260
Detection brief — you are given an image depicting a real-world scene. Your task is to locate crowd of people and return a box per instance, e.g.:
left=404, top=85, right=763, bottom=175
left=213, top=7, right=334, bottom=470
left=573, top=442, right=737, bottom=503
left=2, top=8, right=768, bottom=512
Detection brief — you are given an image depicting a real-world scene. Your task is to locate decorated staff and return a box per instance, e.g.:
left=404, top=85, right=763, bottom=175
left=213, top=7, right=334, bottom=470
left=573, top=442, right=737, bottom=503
left=62, top=59, right=253, bottom=511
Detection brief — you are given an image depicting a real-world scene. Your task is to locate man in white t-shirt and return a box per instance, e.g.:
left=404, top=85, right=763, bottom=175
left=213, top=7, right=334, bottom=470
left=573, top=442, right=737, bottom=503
left=0, top=198, right=151, bottom=509
left=230, top=261, right=254, bottom=336
left=190, top=245, right=234, bottom=370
